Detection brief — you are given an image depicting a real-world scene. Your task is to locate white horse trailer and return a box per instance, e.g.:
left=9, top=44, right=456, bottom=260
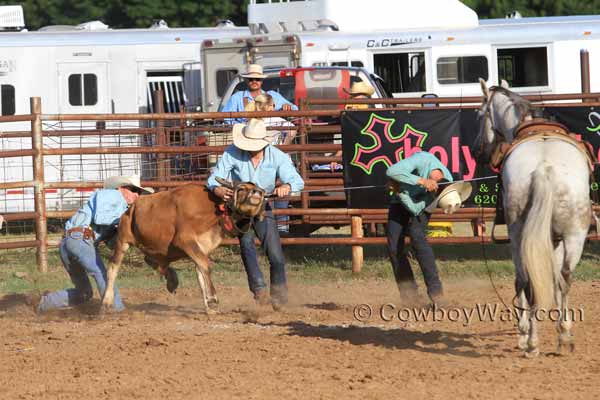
left=0, top=6, right=248, bottom=213
left=200, top=0, right=600, bottom=111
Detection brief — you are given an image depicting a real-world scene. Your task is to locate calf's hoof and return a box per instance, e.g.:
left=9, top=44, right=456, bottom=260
left=165, top=267, right=179, bottom=294
left=208, top=298, right=219, bottom=307
left=205, top=306, right=219, bottom=315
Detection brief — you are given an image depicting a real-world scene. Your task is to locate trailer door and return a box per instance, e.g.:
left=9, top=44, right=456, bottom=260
left=57, top=62, right=109, bottom=114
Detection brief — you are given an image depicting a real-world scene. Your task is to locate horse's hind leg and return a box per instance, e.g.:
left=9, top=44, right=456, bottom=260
left=515, top=289, right=530, bottom=351
left=556, top=234, right=586, bottom=353
left=509, top=223, right=531, bottom=351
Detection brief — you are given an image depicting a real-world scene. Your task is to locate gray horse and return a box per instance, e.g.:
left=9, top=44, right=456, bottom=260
left=475, top=79, right=592, bottom=357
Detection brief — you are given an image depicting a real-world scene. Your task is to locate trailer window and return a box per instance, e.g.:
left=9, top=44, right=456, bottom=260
left=437, top=56, right=488, bottom=84
left=1, top=85, right=15, bottom=115
left=374, top=52, right=426, bottom=94
left=216, top=69, right=238, bottom=97
left=497, top=47, right=548, bottom=88
left=68, top=73, right=97, bottom=106
left=330, top=61, right=365, bottom=67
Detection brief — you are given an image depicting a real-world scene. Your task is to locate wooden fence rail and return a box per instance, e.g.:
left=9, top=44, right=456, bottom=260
left=1, top=92, right=599, bottom=273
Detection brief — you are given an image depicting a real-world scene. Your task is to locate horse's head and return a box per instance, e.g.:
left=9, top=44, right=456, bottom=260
left=474, top=79, right=531, bottom=163
left=216, top=177, right=266, bottom=219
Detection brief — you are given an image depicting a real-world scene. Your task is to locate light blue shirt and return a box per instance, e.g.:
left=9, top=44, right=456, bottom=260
left=207, top=144, right=304, bottom=194
left=65, top=189, right=129, bottom=244
left=221, top=90, right=298, bottom=124
left=386, top=151, right=453, bottom=216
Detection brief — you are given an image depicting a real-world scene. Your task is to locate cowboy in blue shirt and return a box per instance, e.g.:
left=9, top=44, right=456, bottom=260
left=385, top=151, right=453, bottom=305
left=37, top=175, right=152, bottom=313
left=221, top=64, right=298, bottom=124
left=208, top=119, right=304, bottom=309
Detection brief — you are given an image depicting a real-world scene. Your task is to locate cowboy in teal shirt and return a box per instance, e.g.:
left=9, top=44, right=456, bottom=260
left=386, top=151, right=453, bottom=216
left=385, top=150, right=452, bottom=305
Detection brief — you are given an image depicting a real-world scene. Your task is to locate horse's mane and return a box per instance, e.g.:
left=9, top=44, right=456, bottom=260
left=489, top=86, right=533, bottom=117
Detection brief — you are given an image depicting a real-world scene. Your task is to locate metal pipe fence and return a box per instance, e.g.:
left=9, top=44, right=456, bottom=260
left=1, top=92, right=599, bottom=273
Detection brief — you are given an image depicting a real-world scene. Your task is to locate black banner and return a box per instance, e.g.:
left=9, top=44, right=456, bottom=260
left=341, top=108, right=600, bottom=209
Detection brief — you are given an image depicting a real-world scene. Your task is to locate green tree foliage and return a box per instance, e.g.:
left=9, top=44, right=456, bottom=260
left=463, top=0, right=600, bottom=19
left=1, top=0, right=599, bottom=30
left=0, top=0, right=247, bottom=30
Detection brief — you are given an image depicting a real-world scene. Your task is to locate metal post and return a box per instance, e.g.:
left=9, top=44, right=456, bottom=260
left=351, top=215, right=364, bottom=274
left=31, top=97, right=48, bottom=272
left=153, top=90, right=168, bottom=188
left=580, top=49, right=591, bottom=102
left=298, top=99, right=310, bottom=224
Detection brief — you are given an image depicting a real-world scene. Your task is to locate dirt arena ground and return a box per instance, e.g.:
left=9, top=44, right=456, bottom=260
left=1, top=278, right=599, bottom=399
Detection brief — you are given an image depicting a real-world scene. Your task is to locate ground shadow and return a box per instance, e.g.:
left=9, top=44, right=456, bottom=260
left=283, top=243, right=512, bottom=263
left=265, top=320, right=499, bottom=358
left=0, top=293, right=29, bottom=311
left=302, top=302, right=345, bottom=311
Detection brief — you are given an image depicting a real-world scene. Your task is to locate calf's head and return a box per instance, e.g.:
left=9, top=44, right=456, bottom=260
left=216, top=177, right=266, bottom=219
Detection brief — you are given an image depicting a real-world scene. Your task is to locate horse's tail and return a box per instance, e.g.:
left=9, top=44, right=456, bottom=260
left=520, top=164, right=555, bottom=310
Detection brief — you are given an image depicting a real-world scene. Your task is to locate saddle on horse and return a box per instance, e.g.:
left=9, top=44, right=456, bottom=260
left=490, top=118, right=598, bottom=232
left=490, top=119, right=597, bottom=173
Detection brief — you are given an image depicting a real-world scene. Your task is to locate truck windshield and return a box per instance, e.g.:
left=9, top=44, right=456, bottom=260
left=220, top=68, right=377, bottom=111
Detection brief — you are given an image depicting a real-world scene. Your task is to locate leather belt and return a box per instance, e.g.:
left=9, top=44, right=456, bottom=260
left=65, top=226, right=96, bottom=241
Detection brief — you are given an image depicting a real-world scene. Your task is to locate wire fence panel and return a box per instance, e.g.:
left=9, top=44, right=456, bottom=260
left=2, top=94, right=599, bottom=272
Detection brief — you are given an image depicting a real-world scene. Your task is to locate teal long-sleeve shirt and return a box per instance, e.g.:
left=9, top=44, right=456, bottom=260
left=386, top=151, right=453, bottom=216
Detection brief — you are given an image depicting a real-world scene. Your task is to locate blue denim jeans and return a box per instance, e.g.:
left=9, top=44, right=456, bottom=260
left=38, top=233, right=124, bottom=312
left=238, top=207, right=287, bottom=303
left=386, top=203, right=443, bottom=300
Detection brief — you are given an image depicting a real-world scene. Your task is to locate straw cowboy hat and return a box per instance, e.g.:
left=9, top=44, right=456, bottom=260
left=241, top=64, right=267, bottom=79
left=425, top=181, right=472, bottom=214
left=232, top=118, right=278, bottom=152
left=344, top=81, right=375, bottom=97
left=103, top=174, right=154, bottom=194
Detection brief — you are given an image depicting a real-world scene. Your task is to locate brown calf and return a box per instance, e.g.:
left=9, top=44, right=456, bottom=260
left=101, top=182, right=265, bottom=313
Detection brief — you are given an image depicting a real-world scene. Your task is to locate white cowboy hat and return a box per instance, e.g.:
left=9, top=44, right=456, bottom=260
left=343, top=81, right=375, bottom=97
left=424, top=181, right=472, bottom=214
left=103, top=174, right=154, bottom=194
left=241, top=64, right=267, bottom=79
left=232, top=118, right=277, bottom=152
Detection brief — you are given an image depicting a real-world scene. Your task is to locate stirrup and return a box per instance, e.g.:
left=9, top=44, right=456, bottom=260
left=491, top=221, right=510, bottom=244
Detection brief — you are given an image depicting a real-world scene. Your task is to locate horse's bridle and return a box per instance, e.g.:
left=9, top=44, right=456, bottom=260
left=482, top=87, right=531, bottom=142
left=479, top=89, right=507, bottom=149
